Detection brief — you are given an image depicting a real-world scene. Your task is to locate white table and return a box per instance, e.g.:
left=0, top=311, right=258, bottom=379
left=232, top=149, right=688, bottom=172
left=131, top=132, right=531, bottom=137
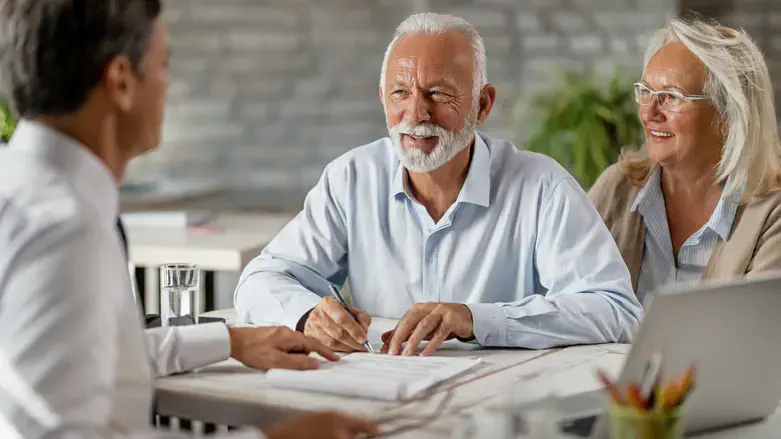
left=125, top=213, right=294, bottom=313
left=154, top=310, right=781, bottom=438
left=126, top=213, right=294, bottom=271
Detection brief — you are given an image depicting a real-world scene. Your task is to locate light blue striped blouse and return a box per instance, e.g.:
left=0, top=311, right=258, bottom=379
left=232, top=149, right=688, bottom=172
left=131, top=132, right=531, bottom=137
left=634, top=167, right=742, bottom=304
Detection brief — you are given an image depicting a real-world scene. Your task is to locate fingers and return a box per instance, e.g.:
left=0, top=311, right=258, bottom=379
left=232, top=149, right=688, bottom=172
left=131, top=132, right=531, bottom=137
left=295, top=332, right=341, bottom=362
left=352, top=307, right=372, bottom=332
left=314, top=323, right=363, bottom=352
left=267, top=350, right=320, bottom=371
left=322, top=297, right=369, bottom=348
left=380, top=332, right=393, bottom=353
left=310, top=316, right=362, bottom=352
left=325, top=338, right=358, bottom=353
left=402, top=313, right=442, bottom=356
left=388, top=307, right=427, bottom=356
left=355, top=419, right=381, bottom=437
left=305, top=320, right=360, bottom=353
left=267, top=326, right=340, bottom=360
left=381, top=330, right=394, bottom=345
left=334, top=412, right=381, bottom=438
left=306, top=298, right=367, bottom=352
left=420, top=324, right=451, bottom=357
left=319, top=311, right=366, bottom=351
left=265, top=411, right=379, bottom=439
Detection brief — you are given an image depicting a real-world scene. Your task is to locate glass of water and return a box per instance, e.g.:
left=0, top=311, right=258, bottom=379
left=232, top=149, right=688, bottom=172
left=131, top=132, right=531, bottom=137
left=160, top=263, right=200, bottom=327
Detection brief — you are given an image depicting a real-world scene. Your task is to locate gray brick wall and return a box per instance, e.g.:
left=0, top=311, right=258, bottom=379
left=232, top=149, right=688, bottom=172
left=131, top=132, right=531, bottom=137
left=681, top=0, right=781, bottom=124
left=125, top=0, right=677, bottom=209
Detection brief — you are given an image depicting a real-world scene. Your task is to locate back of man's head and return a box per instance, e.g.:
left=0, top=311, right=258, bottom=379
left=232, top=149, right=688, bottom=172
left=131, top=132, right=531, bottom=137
left=0, top=0, right=161, bottom=119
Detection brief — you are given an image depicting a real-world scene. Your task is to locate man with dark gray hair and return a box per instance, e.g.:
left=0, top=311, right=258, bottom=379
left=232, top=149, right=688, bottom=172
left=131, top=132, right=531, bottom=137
left=0, top=1, right=377, bottom=438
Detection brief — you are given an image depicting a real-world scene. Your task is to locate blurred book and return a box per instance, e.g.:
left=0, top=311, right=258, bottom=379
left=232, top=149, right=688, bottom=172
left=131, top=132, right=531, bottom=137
left=120, top=210, right=215, bottom=228
left=119, top=179, right=225, bottom=210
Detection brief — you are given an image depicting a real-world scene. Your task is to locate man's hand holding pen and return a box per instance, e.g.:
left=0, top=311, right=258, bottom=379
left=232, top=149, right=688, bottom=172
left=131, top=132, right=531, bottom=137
left=301, top=296, right=373, bottom=352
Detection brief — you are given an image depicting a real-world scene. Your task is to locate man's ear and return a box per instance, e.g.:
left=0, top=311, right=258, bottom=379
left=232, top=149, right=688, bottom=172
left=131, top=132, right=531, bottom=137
left=378, top=84, right=384, bottom=105
left=103, top=55, right=137, bottom=112
left=476, top=84, right=497, bottom=125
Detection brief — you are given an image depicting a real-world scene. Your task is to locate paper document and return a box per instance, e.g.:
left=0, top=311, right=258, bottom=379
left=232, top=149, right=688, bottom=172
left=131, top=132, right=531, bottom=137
left=265, top=353, right=481, bottom=401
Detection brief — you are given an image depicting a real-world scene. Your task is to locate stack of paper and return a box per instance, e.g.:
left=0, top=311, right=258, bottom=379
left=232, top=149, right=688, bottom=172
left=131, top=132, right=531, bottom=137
left=265, top=353, right=481, bottom=401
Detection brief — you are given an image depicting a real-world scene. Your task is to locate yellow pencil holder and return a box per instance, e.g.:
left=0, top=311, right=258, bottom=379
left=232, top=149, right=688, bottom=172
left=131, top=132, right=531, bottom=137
left=608, top=405, right=684, bottom=439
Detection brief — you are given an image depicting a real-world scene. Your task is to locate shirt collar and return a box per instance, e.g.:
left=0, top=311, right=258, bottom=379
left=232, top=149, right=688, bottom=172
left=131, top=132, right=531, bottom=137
left=706, top=174, right=742, bottom=240
left=630, top=166, right=662, bottom=215
left=8, top=119, right=119, bottom=226
left=631, top=166, right=741, bottom=240
left=389, top=132, right=491, bottom=208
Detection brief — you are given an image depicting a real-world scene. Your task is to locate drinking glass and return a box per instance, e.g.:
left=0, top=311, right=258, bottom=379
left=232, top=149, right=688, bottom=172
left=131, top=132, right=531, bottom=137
left=160, top=263, right=200, bottom=326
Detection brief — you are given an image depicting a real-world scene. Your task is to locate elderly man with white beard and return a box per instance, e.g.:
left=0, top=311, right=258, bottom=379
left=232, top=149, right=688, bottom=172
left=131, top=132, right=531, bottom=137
left=234, top=12, right=643, bottom=356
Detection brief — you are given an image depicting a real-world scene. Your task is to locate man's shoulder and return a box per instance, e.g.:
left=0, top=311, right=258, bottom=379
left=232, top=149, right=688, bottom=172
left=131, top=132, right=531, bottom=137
left=322, top=137, right=396, bottom=179
left=487, top=136, right=576, bottom=188
left=329, top=137, right=395, bottom=166
left=0, top=151, right=91, bottom=245
left=588, top=163, right=639, bottom=212
left=593, top=163, right=634, bottom=191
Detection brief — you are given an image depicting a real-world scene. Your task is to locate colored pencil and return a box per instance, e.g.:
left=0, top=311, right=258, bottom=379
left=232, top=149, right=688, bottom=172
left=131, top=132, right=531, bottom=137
left=597, top=369, right=627, bottom=405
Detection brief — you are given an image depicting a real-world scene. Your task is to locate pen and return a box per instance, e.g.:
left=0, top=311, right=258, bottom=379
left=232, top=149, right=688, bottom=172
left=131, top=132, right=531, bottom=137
left=327, top=284, right=375, bottom=353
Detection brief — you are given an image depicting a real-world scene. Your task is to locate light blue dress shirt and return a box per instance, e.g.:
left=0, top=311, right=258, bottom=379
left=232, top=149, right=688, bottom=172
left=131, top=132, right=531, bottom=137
left=234, top=133, right=642, bottom=349
left=634, top=167, right=741, bottom=304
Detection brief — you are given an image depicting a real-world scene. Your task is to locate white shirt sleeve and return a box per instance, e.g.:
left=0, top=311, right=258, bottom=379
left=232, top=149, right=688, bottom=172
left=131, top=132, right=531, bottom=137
left=144, top=323, right=231, bottom=378
left=0, top=216, right=265, bottom=439
left=0, top=217, right=119, bottom=437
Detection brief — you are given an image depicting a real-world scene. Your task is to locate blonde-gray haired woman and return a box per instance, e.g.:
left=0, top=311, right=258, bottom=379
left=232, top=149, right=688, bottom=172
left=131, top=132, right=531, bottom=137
left=590, top=17, right=781, bottom=304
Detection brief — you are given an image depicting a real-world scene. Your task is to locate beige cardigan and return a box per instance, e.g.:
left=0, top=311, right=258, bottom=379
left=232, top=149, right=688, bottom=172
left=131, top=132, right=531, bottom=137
left=588, top=164, right=781, bottom=290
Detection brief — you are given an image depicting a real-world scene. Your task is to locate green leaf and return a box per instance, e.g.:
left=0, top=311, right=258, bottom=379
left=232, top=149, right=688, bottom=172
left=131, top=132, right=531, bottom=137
left=0, top=97, right=15, bottom=143
left=515, top=68, right=643, bottom=189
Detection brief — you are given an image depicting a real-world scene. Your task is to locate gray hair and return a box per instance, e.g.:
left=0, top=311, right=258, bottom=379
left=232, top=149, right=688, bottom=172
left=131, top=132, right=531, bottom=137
left=380, top=13, right=487, bottom=105
left=0, top=0, right=162, bottom=118
left=632, top=16, right=781, bottom=197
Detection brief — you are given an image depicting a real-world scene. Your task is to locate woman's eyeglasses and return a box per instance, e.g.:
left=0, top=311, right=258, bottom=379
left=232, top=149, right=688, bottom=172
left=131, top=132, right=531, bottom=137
left=633, top=82, right=710, bottom=113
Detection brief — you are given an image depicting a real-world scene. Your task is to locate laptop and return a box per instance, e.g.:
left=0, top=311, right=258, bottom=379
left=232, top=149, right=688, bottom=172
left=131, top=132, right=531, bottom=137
left=557, top=274, right=781, bottom=438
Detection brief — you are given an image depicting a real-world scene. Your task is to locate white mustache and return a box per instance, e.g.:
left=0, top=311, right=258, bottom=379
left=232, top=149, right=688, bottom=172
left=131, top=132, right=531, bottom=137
left=397, top=123, right=448, bottom=138
left=388, top=119, right=475, bottom=173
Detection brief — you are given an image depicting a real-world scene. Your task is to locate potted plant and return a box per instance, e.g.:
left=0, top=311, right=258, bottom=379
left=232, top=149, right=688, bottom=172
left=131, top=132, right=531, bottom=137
left=516, top=69, right=643, bottom=188
left=0, top=96, right=16, bottom=143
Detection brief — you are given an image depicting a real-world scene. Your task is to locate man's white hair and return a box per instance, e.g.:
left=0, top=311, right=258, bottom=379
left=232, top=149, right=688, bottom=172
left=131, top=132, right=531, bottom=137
left=641, top=17, right=781, bottom=197
left=380, top=12, right=487, bottom=105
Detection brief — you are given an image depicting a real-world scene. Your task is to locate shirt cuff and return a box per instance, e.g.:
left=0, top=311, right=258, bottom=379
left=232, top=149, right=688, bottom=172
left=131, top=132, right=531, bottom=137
left=280, top=297, right=320, bottom=331
left=178, top=322, right=231, bottom=370
left=465, top=303, right=507, bottom=347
